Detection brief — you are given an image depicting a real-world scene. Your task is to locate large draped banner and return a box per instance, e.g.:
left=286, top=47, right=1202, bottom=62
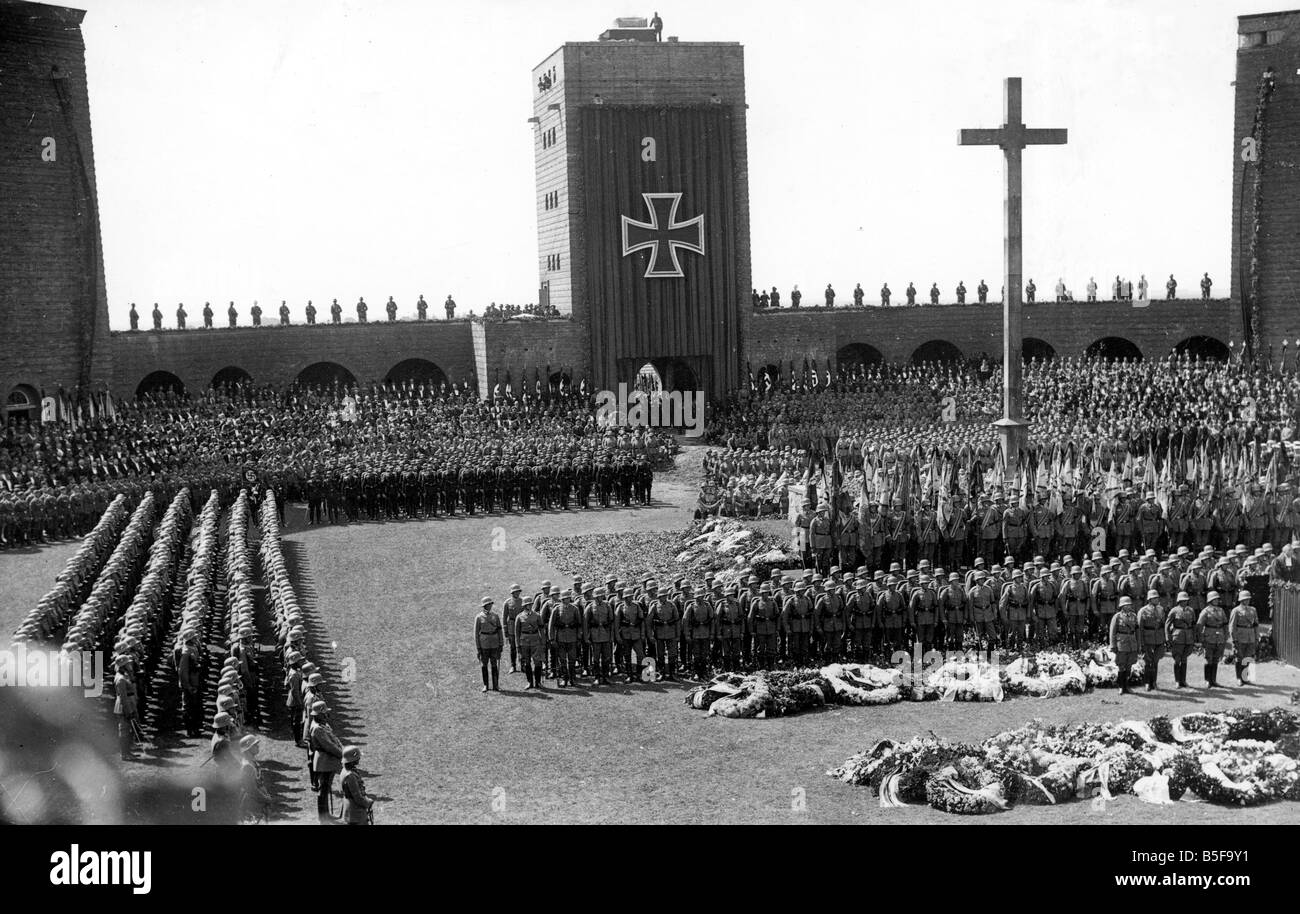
left=581, top=106, right=741, bottom=398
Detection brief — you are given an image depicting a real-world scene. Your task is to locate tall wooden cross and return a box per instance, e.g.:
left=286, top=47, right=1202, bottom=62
left=960, top=77, right=1066, bottom=477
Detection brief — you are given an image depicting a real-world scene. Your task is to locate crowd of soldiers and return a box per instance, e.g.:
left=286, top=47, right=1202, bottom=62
left=711, top=352, right=1300, bottom=457
left=0, top=382, right=671, bottom=545
left=472, top=540, right=1276, bottom=690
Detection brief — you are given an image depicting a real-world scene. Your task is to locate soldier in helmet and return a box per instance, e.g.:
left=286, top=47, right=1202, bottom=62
left=474, top=597, right=503, bottom=692
left=1228, top=589, right=1259, bottom=685
left=681, top=585, right=715, bottom=679
left=307, top=702, right=344, bottom=821
left=747, top=582, right=781, bottom=668
left=1109, top=596, right=1140, bottom=694
left=239, top=735, right=272, bottom=822
left=513, top=595, right=546, bottom=689
left=782, top=580, right=814, bottom=664
left=716, top=583, right=745, bottom=669
left=549, top=590, right=585, bottom=687
left=1136, top=588, right=1166, bottom=691
left=502, top=584, right=525, bottom=674
left=1164, top=591, right=1197, bottom=688
left=907, top=574, right=939, bottom=655
left=875, top=575, right=907, bottom=658
left=585, top=586, right=616, bottom=685
left=1195, top=590, right=1229, bottom=687
left=340, top=745, right=374, bottom=824
left=999, top=568, right=1030, bottom=650
left=647, top=583, right=680, bottom=681
left=1058, top=565, right=1090, bottom=649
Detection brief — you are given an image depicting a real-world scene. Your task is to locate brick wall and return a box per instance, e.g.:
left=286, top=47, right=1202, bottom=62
left=745, top=298, right=1235, bottom=369
left=110, top=320, right=477, bottom=399
left=477, top=318, right=584, bottom=395
left=1232, top=12, right=1300, bottom=354
left=0, top=2, right=112, bottom=401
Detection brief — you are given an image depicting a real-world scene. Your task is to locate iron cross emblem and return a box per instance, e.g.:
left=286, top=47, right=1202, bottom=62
left=620, top=192, right=705, bottom=279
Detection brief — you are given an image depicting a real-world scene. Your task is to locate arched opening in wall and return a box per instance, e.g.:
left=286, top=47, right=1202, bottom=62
left=385, top=358, right=447, bottom=389
left=836, top=343, right=885, bottom=372
left=1085, top=337, right=1143, bottom=361
left=211, top=366, right=253, bottom=390
left=634, top=362, right=664, bottom=395
left=5, top=385, right=40, bottom=425
left=296, top=361, right=357, bottom=389
left=656, top=358, right=698, bottom=393
left=1022, top=338, right=1056, bottom=362
left=1173, top=335, right=1230, bottom=362
left=135, top=371, right=187, bottom=400
left=910, top=339, right=963, bottom=365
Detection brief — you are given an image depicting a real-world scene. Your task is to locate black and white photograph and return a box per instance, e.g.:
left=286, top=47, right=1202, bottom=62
left=0, top=0, right=1297, bottom=885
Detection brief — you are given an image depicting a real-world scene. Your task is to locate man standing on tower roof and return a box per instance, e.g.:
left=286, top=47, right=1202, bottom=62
left=651, top=11, right=663, bottom=41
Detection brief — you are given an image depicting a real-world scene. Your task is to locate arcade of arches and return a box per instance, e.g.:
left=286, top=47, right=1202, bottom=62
left=136, top=370, right=186, bottom=399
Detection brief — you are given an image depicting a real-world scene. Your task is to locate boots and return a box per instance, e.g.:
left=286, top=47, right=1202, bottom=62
left=491, top=666, right=500, bottom=692
left=480, top=666, right=490, bottom=693
left=1119, top=669, right=1130, bottom=694
left=534, top=663, right=544, bottom=687
left=524, top=666, right=534, bottom=689
left=1204, top=663, right=1214, bottom=688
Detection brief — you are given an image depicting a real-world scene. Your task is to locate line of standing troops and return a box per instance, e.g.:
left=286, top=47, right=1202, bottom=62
left=303, top=456, right=653, bottom=524
left=471, top=544, right=1266, bottom=685
left=795, top=484, right=1300, bottom=575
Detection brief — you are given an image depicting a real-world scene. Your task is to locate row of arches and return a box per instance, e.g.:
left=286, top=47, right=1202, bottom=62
left=135, top=358, right=449, bottom=398
left=832, top=334, right=1229, bottom=368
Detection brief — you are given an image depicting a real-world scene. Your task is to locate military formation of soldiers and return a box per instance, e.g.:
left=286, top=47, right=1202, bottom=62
left=1, top=382, right=671, bottom=544
left=477, top=539, right=1272, bottom=690
left=788, top=481, right=1300, bottom=578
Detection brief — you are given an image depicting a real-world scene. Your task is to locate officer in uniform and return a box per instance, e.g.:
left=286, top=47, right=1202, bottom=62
left=1136, top=588, right=1166, bottom=691
left=782, top=581, right=814, bottom=664
left=1113, top=491, right=1136, bottom=555
left=178, top=631, right=205, bottom=738
left=340, top=745, right=374, bottom=824
left=1030, top=565, right=1059, bottom=648
left=502, top=584, right=525, bottom=673
left=1164, top=591, right=1197, bottom=688
left=907, top=574, right=938, bottom=655
left=473, top=597, right=504, bottom=692
left=845, top=578, right=874, bottom=662
left=1057, top=566, right=1090, bottom=649
left=886, top=499, right=911, bottom=570
left=978, top=496, right=1001, bottom=565
left=1001, top=494, right=1028, bottom=562
left=875, top=575, right=907, bottom=658
left=614, top=587, right=647, bottom=682
left=307, top=702, right=344, bottom=822
left=1195, top=590, right=1228, bottom=688
left=748, top=582, right=781, bottom=669
left=548, top=590, right=585, bottom=687
left=1000, top=568, right=1030, bottom=650
left=1228, top=589, right=1259, bottom=685
left=814, top=577, right=846, bottom=661
left=809, top=505, right=834, bottom=574
left=513, top=598, right=546, bottom=689
left=966, top=571, right=997, bottom=652
left=585, top=587, right=616, bottom=685
left=681, top=585, right=715, bottom=679
left=1109, top=596, right=1140, bottom=694
left=112, top=657, right=138, bottom=760
left=716, top=583, right=745, bottom=670
left=647, top=583, right=680, bottom=681
left=859, top=502, right=886, bottom=571
left=1029, top=495, right=1053, bottom=560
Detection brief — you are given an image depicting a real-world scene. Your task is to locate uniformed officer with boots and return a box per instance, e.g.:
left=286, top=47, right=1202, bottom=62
left=614, top=588, right=647, bottom=682
left=1164, top=591, right=1197, bottom=688
left=549, top=590, right=584, bottom=687
left=1136, top=589, right=1166, bottom=691
left=682, top=585, right=715, bottom=679
left=585, top=587, right=616, bottom=685
left=782, top=581, right=814, bottom=664
left=307, top=702, right=344, bottom=822
left=1059, top=566, right=1090, bottom=649
left=1109, top=596, right=1140, bottom=694
left=747, top=582, right=780, bottom=669
left=1195, top=590, right=1229, bottom=688
left=939, top=572, right=967, bottom=651
left=1000, top=568, right=1030, bottom=650
left=502, top=584, right=526, bottom=674
left=716, top=583, right=745, bottom=669
left=647, top=583, right=680, bottom=681
left=340, top=745, right=374, bottom=825
left=474, top=597, right=503, bottom=692
left=907, top=574, right=938, bottom=656
left=513, top=599, right=546, bottom=689
left=875, top=576, right=907, bottom=659
left=1228, top=589, right=1259, bottom=685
